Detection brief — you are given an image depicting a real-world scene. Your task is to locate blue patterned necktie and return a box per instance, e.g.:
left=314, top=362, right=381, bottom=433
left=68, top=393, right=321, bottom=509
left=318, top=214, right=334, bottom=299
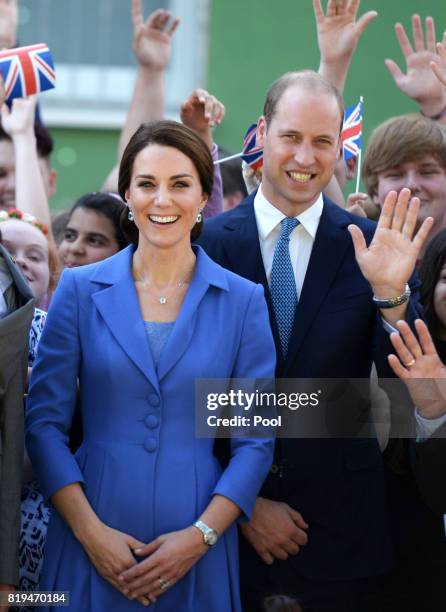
left=270, top=217, right=300, bottom=356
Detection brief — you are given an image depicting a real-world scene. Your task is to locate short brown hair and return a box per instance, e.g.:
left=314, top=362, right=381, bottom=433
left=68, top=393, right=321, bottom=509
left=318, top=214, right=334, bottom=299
left=118, top=120, right=214, bottom=245
left=362, top=114, right=446, bottom=198
left=263, top=70, right=344, bottom=128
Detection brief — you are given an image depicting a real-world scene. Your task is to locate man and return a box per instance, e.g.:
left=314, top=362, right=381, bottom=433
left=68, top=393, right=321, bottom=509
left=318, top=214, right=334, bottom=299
left=198, top=70, right=431, bottom=612
left=0, top=238, right=35, bottom=611
left=362, top=114, right=446, bottom=249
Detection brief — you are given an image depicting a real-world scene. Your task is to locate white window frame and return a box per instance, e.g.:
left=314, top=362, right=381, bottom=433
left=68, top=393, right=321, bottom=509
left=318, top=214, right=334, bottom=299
left=40, top=0, right=210, bottom=129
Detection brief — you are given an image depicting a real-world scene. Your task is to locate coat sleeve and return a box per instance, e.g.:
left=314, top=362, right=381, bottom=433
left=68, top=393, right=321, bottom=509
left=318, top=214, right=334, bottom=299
left=212, top=283, right=276, bottom=520
left=0, top=302, right=34, bottom=586
left=25, top=269, right=85, bottom=500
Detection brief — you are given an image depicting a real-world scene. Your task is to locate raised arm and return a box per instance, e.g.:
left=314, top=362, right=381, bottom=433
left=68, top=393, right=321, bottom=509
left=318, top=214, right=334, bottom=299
left=385, top=15, right=446, bottom=123
left=180, top=88, right=225, bottom=219
left=314, top=0, right=377, bottom=93
left=388, top=319, right=446, bottom=420
left=348, top=188, right=433, bottom=327
left=118, top=0, right=179, bottom=160
left=0, top=96, right=52, bottom=235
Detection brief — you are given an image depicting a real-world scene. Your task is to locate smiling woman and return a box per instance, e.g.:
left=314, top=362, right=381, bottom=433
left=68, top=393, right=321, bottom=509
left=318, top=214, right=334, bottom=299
left=0, top=212, right=59, bottom=307
left=26, top=120, right=276, bottom=611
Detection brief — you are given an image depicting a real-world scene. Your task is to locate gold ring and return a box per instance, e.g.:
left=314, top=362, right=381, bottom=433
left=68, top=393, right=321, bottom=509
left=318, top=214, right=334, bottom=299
left=405, top=359, right=416, bottom=368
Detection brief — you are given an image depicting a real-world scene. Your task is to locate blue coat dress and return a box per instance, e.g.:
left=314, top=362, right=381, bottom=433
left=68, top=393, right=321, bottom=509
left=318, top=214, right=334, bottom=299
left=25, top=245, right=276, bottom=612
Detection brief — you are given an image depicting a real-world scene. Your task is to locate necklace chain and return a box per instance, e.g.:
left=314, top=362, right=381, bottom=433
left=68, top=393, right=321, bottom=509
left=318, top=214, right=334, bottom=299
left=133, top=268, right=193, bottom=304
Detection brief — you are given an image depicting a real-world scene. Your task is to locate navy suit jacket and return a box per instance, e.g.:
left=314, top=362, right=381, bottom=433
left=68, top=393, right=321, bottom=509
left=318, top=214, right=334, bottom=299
left=198, top=192, right=422, bottom=582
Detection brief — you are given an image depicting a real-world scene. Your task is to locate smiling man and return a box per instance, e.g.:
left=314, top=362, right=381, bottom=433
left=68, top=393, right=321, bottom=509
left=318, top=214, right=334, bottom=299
left=198, top=70, right=431, bottom=612
left=362, top=114, right=446, bottom=252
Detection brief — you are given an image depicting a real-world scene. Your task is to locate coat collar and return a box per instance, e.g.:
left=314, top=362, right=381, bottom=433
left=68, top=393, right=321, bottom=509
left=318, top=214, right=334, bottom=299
left=90, top=245, right=228, bottom=388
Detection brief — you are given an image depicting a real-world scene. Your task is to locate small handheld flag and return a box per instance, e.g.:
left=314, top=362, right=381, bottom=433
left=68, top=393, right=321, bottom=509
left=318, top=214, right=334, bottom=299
left=342, top=99, right=363, bottom=162
left=241, top=123, right=263, bottom=170
left=214, top=122, right=264, bottom=169
left=0, top=43, right=56, bottom=101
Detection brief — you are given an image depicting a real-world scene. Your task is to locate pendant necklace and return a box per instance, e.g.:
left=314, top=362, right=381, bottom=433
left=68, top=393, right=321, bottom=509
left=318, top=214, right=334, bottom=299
left=134, top=269, right=192, bottom=304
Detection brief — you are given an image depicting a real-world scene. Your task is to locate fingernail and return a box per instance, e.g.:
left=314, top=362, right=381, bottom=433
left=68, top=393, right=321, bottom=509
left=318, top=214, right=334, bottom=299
left=134, top=548, right=143, bottom=554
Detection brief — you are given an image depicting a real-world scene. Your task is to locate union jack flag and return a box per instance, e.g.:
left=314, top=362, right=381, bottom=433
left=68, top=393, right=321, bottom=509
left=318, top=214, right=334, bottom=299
left=0, top=43, right=56, bottom=101
left=342, top=99, right=363, bottom=161
left=241, top=123, right=263, bottom=170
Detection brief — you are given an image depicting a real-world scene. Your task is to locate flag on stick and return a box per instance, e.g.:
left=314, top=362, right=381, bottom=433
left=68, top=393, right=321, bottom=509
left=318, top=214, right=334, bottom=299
left=0, top=43, right=56, bottom=100
left=214, top=122, right=264, bottom=169
left=342, top=99, right=363, bottom=162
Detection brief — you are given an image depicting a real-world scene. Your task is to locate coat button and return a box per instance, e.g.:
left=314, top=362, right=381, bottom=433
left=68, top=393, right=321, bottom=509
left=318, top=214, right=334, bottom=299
left=144, top=415, right=158, bottom=429
left=270, top=464, right=279, bottom=475
left=148, top=394, right=160, bottom=407
left=144, top=437, right=158, bottom=452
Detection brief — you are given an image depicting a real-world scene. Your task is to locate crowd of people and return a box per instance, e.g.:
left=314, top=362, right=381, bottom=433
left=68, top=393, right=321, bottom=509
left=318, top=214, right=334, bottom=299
left=1, top=0, right=446, bottom=610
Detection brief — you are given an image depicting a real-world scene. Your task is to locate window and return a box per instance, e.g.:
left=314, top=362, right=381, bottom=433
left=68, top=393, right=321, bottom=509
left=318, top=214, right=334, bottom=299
left=19, top=0, right=209, bottom=128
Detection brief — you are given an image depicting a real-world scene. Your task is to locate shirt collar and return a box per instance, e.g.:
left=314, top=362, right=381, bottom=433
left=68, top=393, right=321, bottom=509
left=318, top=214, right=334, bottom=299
left=254, top=184, right=324, bottom=240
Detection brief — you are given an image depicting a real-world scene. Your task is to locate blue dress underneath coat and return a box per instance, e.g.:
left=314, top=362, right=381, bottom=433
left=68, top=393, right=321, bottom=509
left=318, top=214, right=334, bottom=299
left=25, top=246, right=276, bottom=611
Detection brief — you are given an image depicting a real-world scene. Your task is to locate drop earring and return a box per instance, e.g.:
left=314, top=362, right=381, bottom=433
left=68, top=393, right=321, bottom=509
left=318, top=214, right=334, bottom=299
left=196, top=209, right=203, bottom=223
left=128, top=208, right=134, bottom=221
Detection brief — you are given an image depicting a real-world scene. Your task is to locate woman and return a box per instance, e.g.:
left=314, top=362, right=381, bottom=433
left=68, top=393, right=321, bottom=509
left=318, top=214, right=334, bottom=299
left=372, top=231, right=446, bottom=611
left=26, top=120, right=276, bottom=611
left=58, top=192, right=128, bottom=268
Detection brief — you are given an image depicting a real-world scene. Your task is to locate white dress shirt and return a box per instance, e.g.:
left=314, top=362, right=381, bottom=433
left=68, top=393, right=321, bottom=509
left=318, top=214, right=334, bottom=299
left=254, top=184, right=323, bottom=297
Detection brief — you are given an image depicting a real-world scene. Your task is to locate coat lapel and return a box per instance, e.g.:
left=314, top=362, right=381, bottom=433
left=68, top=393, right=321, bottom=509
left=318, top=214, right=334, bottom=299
left=156, top=246, right=228, bottom=382
left=90, top=247, right=159, bottom=391
left=283, top=199, right=352, bottom=371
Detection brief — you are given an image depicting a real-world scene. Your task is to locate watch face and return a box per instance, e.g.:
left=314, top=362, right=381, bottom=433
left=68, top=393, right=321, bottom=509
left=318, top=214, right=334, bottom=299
left=205, top=530, right=218, bottom=546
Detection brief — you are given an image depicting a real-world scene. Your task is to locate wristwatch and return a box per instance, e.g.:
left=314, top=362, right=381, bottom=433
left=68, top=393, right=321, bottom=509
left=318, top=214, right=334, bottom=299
left=193, top=520, right=219, bottom=547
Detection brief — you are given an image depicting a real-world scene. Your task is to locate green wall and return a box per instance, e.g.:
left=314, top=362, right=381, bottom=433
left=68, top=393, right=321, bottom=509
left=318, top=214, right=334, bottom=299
left=208, top=0, right=446, bottom=166
left=50, top=128, right=118, bottom=211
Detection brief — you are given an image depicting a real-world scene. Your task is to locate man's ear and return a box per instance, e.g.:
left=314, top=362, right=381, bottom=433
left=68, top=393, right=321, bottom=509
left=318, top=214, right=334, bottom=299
left=257, top=116, right=267, bottom=147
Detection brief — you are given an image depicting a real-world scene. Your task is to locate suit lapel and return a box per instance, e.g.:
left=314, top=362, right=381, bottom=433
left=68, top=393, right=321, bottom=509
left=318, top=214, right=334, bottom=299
left=217, top=196, right=282, bottom=352
left=284, top=200, right=351, bottom=370
left=90, top=247, right=159, bottom=391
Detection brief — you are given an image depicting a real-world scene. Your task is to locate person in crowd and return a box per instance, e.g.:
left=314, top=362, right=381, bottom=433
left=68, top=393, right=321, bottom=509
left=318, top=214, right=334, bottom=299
left=388, top=318, right=446, bottom=506
left=0, top=212, right=52, bottom=612
left=0, top=210, right=58, bottom=309
left=217, top=147, right=248, bottom=211
left=0, top=98, right=56, bottom=230
left=101, top=1, right=225, bottom=220
left=0, top=237, right=35, bottom=612
left=25, top=120, right=276, bottom=611
left=58, top=192, right=128, bottom=269
left=197, top=65, right=432, bottom=611
left=372, top=312, right=446, bottom=612
left=362, top=113, right=446, bottom=249
left=350, top=15, right=446, bottom=223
